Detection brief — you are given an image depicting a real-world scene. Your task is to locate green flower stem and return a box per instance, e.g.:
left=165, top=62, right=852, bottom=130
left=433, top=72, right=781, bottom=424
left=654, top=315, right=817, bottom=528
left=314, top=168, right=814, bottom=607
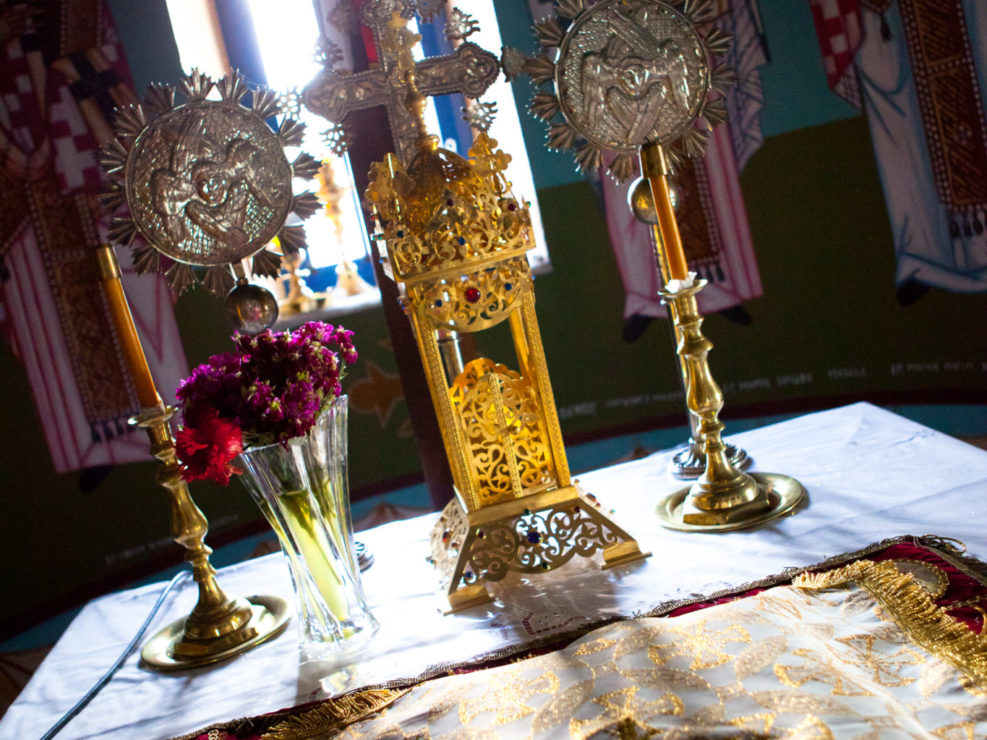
left=313, top=484, right=350, bottom=570
left=255, top=497, right=324, bottom=626
left=279, top=489, right=351, bottom=626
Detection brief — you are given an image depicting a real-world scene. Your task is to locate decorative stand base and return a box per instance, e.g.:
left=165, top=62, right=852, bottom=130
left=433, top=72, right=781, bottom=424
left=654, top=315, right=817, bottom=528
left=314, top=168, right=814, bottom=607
left=430, top=486, right=650, bottom=613
left=141, top=594, right=290, bottom=671
left=671, top=440, right=750, bottom=479
left=656, top=472, right=806, bottom=532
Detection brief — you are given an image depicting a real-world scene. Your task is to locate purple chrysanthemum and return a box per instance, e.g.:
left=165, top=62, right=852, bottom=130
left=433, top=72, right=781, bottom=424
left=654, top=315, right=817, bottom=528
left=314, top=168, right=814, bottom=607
left=174, top=322, right=358, bottom=479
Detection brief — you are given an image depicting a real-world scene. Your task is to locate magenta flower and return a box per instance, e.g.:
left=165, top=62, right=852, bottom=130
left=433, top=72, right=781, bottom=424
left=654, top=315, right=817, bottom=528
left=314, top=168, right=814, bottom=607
left=173, top=322, right=358, bottom=483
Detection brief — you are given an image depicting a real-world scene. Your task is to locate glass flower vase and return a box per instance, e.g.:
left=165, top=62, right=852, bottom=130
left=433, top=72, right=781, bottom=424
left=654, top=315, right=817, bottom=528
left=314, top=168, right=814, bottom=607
left=237, top=396, right=377, bottom=651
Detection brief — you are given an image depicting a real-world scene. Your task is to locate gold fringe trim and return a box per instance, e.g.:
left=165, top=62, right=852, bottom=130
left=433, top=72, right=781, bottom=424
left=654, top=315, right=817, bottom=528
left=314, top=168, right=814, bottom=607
left=261, top=688, right=410, bottom=739
left=794, top=559, right=987, bottom=690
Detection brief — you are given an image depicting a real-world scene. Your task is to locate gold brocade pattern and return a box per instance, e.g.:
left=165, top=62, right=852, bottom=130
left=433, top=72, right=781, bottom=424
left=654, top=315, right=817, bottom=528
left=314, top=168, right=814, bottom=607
left=648, top=621, right=752, bottom=670
left=332, top=564, right=987, bottom=738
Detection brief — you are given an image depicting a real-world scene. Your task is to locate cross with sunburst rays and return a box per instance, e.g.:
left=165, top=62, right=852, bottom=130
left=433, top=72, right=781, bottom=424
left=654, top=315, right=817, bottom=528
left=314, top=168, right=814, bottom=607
left=523, top=0, right=735, bottom=182
left=99, top=69, right=322, bottom=298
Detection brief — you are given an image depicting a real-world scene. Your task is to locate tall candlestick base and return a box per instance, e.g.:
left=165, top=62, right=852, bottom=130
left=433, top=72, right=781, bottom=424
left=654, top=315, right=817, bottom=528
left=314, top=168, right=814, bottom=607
left=656, top=472, right=806, bottom=532
left=655, top=280, right=806, bottom=532
left=627, top=175, right=753, bottom=481
left=670, top=434, right=751, bottom=480
left=135, top=404, right=290, bottom=670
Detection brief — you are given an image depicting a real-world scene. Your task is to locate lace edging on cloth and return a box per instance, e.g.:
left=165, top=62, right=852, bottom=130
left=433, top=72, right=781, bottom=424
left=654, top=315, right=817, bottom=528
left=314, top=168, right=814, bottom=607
left=794, top=558, right=987, bottom=691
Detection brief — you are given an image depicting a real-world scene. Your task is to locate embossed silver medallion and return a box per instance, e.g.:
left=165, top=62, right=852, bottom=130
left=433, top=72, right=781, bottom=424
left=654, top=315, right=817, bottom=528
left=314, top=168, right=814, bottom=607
left=554, top=0, right=709, bottom=152
left=125, top=101, right=293, bottom=266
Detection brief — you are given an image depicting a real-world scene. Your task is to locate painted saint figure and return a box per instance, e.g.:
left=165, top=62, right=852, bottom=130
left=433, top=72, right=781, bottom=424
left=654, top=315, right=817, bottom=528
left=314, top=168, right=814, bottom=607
left=810, top=0, right=987, bottom=301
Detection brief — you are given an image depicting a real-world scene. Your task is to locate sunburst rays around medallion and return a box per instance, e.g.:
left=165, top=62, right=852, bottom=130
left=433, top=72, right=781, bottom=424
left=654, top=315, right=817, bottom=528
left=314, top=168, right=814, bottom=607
left=100, top=69, right=322, bottom=295
left=523, top=0, right=734, bottom=182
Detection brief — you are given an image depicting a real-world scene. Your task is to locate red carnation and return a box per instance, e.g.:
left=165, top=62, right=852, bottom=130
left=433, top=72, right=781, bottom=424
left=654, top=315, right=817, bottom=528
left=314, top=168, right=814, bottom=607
left=175, top=411, right=244, bottom=485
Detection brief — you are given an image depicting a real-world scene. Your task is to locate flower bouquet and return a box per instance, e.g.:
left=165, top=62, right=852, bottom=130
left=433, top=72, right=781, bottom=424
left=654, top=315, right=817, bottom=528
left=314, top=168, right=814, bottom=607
left=174, top=322, right=377, bottom=648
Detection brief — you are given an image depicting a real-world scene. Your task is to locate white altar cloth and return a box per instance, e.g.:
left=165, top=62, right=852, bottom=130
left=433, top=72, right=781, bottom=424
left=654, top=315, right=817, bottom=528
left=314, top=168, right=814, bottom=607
left=3, top=402, right=986, bottom=739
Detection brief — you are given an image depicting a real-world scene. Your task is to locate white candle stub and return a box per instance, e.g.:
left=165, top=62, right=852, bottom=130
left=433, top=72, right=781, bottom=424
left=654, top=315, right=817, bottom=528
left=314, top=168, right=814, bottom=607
left=666, top=272, right=698, bottom=294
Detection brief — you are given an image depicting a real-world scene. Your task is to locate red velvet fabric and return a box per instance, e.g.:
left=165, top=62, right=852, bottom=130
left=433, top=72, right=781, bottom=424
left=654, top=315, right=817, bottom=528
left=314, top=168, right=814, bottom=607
left=666, top=542, right=985, bottom=633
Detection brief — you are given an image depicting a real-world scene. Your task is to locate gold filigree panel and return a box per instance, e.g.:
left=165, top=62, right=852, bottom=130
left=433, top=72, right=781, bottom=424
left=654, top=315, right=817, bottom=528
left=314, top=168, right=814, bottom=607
left=428, top=492, right=641, bottom=600
left=468, top=503, right=628, bottom=581
left=413, top=258, right=529, bottom=332
left=450, top=357, right=555, bottom=506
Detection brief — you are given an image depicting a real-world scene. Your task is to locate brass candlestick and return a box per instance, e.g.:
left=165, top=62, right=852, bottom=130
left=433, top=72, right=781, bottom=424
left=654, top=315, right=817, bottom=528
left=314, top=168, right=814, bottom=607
left=522, top=0, right=806, bottom=531
left=627, top=177, right=751, bottom=479
left=135, top=404, right=290, bottom=667
left=96, top=245, right=289, bottom=669
left=522, top=0, right=751, bottom=480
left=279, top=250, right=324, bottom=317
left=671, top=418, right=750, bottom=479
left=639, top=143, right=805, bottom=531
left=654, top=278, right=806, bottom=530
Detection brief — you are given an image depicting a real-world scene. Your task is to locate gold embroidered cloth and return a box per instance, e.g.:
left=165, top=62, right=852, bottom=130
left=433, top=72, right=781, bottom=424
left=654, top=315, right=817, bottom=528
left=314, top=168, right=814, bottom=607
left=318, top=566, right=986, bottom=738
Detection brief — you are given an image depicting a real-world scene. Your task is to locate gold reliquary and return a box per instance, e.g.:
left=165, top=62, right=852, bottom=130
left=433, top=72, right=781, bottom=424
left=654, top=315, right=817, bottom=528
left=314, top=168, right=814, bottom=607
left=366, top=132, right=649, bottom=612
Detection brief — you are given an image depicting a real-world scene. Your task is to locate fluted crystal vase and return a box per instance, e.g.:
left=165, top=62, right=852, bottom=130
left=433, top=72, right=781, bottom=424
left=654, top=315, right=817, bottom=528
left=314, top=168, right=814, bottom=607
left=237, top=396, right=377, bottom=649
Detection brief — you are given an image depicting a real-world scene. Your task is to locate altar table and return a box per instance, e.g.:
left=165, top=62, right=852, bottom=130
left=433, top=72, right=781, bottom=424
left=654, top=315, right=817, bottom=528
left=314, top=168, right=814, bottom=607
left=3, top=403, right=986, bottom=739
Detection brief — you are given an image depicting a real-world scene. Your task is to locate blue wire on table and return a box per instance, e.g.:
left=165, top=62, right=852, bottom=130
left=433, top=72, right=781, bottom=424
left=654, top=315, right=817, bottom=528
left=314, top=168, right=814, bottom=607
left=40, top=570, right=191, bottom=740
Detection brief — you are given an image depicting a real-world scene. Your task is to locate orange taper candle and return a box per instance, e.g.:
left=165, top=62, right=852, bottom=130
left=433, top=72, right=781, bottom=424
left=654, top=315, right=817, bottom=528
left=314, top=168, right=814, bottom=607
left=95, top=245, right=162, bottom=408
left=640, top=142, right=689, bottom=282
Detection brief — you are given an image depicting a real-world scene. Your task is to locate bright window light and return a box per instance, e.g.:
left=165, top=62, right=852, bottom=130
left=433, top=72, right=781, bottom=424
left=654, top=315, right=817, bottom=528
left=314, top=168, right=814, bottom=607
left=163, top=0, right=229, bottom=80
left=246, top=0, right=370, bottom=270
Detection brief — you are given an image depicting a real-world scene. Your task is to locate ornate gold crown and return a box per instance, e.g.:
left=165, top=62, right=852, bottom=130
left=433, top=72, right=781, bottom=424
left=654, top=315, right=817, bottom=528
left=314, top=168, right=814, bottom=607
left=366, top=133, right=533, bottom=276
left=366, top=133, right=537, bottom=332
